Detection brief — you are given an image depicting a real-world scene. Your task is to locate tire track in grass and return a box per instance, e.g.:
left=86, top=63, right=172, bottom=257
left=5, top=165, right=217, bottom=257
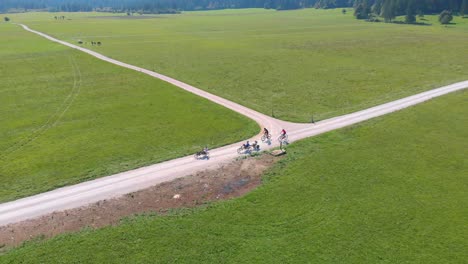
left=0, top=55, right=82, bottom=161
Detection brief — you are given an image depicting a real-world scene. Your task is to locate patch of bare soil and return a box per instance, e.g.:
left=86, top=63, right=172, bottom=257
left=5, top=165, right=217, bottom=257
left=0, top=154, right=280, bottom=250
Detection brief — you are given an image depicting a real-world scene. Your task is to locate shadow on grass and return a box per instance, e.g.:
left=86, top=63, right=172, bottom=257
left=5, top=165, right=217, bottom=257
left=365, top=20, right=432, bottom=26
left=392, top=21, right=432, bottom=26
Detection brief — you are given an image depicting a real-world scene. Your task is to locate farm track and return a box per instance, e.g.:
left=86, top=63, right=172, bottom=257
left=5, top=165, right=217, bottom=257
left=0, top=24, right=466, bottom=226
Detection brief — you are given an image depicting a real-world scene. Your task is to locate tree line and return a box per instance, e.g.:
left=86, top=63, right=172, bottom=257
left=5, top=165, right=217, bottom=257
left=0, top=0, right=466, bottom=15
left=0, top=0, right=346, bottom=13
left=354, top=0, right=467, bottom=22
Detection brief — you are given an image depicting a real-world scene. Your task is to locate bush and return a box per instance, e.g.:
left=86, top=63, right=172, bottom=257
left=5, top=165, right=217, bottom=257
left=4, top=17, right=10, bottom=22
left=439, top=10, right=453, bottom=24
left=367, top=13, right=381, bottom=22
left=405, top=13, right=416, bottom=24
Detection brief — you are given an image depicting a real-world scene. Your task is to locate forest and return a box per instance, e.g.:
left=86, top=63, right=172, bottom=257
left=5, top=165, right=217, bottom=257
left=0, top=0, right=466, bottom=15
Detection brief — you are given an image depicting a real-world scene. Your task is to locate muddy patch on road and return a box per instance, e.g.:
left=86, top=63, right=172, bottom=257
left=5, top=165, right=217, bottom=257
left=0, top=154, right=280, bottom=249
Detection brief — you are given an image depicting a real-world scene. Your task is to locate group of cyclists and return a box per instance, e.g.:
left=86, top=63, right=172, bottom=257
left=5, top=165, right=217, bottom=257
left=264, top=128, right=287, bottom=141
left=240, top=140, right=260, bottom=152
left=196, top=128, right=288, bottom=159
left=239, top=127, right=288, bottom=154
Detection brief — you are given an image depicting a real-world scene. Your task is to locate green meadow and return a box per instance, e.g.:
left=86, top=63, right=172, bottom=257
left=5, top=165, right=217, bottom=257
left=0, top=23, right=257, bottom=202
left=8, top=8, right=468, bottom=121
left=1, top=8, right=467, bottom=262
left=2, top=89, right=466, bottom=263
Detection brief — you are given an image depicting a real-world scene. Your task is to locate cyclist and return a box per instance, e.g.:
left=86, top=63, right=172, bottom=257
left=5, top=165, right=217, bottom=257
left=201, top=146, right=209, bottom=155
left=252, top=140, right=260, bottom=151
left=263, top=128, right=269, bottom=138
left=244, top=141, right=250, bottom=149
left=277, top=129, right=286, bottom=142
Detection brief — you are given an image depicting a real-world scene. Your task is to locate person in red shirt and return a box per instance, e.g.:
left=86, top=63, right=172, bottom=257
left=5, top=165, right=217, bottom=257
left=281, top=129, right=286, bottom=137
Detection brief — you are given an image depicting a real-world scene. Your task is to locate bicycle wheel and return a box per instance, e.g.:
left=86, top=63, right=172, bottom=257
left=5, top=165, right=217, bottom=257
left=237, top=147, right=244, bottom=154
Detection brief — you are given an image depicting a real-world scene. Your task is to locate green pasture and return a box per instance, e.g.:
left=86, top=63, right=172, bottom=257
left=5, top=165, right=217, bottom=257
left=7, top=8, right=468, bottom=121
left=2, top=90, right=466, bottom=263
left=0, top=23, right=257, bottom=202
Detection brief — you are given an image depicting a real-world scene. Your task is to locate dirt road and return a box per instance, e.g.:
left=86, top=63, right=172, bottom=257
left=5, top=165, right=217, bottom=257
left=0, top=24, right=466, bottom=226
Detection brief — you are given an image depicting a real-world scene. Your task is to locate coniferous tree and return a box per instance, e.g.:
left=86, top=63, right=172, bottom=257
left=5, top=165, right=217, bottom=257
left=461, top=0, right=468, bottom=17
left=449, top=0, right=459, bottom=12
left=371, top=0, right=383, bottom=15
left=405, top=0, right=416, bottom=23
left=380, top=0, right=396, bottom=22
left=354, top=0, right=370, bottom=19
left=354, top=3, right=365, bottom=18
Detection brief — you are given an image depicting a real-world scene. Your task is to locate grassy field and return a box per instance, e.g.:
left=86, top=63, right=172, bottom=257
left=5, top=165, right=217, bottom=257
left=2, top=90, right=466, bottom=263
left=0, top=23, right=257, bottom=202
left=7, top=9, right=468, bottom=121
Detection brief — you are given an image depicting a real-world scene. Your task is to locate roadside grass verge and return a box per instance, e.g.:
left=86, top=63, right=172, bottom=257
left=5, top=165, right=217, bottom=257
left=2, top=90, right=466, bottom=263
left=0, top=23, right=257, bottom=202
left=7, top=9, right=468, bottom=122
